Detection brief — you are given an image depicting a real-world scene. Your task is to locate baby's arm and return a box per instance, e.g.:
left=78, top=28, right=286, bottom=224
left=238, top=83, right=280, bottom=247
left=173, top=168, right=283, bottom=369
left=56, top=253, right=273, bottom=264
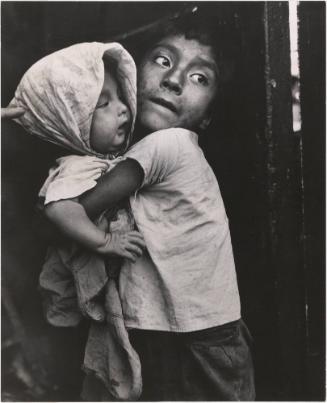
left=44, top=198, right=145, bottom=262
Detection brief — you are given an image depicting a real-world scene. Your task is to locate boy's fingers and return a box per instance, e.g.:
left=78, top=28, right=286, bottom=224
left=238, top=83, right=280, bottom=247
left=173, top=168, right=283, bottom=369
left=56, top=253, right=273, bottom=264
left=1, top=106, right=25, bottom=119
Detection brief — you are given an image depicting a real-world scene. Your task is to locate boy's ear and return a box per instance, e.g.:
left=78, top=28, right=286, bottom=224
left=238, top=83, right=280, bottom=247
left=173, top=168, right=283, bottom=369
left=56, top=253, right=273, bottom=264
left=198, top=115, right=212, bottom=130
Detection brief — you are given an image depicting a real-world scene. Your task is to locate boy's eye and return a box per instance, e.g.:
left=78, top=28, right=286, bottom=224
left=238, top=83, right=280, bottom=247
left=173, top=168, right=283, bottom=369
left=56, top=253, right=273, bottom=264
left=190, top=73, right=209, bottom=86
left=154, top=55, right=171, bottom=68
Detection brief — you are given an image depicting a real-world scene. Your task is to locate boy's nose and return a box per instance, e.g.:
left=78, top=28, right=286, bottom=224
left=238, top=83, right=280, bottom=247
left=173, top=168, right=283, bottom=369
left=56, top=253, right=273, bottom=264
left=161, top=69, right=183, bottom=95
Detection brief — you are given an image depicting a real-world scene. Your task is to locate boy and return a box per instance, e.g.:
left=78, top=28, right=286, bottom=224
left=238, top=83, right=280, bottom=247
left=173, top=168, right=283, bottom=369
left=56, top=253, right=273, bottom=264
left=78, top=15, right=256, bottom=401
left=3, top=13, right=255, bottom=401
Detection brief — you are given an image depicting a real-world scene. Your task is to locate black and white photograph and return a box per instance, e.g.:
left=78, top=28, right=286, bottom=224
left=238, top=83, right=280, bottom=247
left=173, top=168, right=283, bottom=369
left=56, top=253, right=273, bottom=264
left=1, top=1, right=325, bottom=401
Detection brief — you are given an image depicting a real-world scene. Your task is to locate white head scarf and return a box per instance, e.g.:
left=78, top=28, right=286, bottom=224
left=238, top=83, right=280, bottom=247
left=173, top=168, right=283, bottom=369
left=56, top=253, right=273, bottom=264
left=9, top=42, right=137, bottom=158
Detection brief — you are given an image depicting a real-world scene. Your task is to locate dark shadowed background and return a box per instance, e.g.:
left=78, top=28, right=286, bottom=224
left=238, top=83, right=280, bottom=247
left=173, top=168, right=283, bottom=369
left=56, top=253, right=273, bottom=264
left=2, top=2, right=325, bottom=401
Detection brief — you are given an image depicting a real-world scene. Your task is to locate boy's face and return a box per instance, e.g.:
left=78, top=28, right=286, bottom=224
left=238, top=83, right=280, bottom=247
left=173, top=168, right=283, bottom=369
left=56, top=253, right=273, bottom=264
left=90, top=69, right=131, bottom=153
left=137, top=34, right=218, bottom=133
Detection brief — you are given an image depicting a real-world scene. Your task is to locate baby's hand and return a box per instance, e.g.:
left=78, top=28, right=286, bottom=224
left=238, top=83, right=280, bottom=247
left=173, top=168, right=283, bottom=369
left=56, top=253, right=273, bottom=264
left=99, top=230, right=145, bottom=262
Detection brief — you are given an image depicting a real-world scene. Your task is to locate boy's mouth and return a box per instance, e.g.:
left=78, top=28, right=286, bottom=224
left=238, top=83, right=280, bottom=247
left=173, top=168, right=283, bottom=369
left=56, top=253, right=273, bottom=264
left=150, top=97, right=178, bottom=114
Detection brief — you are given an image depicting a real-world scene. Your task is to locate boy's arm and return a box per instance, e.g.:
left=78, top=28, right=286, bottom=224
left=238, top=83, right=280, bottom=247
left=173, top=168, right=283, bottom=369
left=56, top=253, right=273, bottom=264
left=45, top=197, right=145, bottom=261
left=80, top=158, right=144, bottom=220
left=1, top=106, right=25, bottom=119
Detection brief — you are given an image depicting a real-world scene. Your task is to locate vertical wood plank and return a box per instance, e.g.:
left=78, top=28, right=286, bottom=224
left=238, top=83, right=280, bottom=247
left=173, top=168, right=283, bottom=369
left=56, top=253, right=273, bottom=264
left=263, top=2, right=307, bottom=399
left=298, top=2, right=326, bottom=400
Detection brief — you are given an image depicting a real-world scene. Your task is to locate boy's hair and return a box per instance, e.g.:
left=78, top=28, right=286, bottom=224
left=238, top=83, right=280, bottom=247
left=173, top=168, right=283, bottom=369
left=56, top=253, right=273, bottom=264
left=122, top=9, right=239, bottom=130
left=126, top=10, right=238, bottom=86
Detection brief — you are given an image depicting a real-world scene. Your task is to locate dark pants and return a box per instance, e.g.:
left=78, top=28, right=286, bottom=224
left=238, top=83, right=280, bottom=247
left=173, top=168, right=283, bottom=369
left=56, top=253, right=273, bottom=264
left=129, top=319, right=255, bottom=401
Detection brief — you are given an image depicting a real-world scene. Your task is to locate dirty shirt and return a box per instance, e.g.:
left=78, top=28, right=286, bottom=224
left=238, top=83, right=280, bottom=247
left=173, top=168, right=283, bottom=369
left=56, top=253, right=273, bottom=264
left=120, top=128, right=241, bottom=332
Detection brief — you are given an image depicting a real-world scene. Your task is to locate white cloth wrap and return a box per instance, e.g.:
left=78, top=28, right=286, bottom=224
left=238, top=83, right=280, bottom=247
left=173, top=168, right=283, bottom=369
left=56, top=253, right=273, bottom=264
left=9, top=42, right=136, bottom=158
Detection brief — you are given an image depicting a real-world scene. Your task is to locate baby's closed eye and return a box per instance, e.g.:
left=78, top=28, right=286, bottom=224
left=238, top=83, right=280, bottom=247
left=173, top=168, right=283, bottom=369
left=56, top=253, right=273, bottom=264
left=96, top=100, right=109, bottom=109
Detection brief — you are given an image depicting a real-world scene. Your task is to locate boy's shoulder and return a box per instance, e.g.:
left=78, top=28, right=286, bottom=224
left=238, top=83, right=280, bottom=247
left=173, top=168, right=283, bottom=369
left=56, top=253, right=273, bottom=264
left=128, top=128, right=200, bottom=160
left=148, top=127, right=194, bottom=138
left=127, top=128, right=200, bottom=166
left=140, top=127, right=198, bottom=148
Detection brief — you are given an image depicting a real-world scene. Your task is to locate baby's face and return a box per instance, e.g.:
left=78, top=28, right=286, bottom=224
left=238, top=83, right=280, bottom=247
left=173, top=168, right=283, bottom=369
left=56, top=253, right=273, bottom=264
left=90, top=69, right=131, bottom=154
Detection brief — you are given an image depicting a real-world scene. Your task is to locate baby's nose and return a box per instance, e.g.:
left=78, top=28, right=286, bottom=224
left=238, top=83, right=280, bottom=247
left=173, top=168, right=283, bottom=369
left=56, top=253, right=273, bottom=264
left=118, top=100, right=129, bottom=117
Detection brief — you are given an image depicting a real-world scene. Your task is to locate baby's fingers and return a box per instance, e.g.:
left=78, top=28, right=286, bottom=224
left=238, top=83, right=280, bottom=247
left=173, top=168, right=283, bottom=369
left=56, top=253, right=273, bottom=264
left=121, top=250, right=137, bottom=263
left=85, top=162, right=110, bottom=176
left=91, top=160, right=111, bottom=171
left=126, top=231, right=146, bottom=249
left=125, top=243, right=143, bottom=257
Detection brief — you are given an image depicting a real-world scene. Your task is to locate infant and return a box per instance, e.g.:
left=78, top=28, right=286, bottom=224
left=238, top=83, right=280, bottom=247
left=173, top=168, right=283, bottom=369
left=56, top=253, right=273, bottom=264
left=10, top=42, right=145, bottom=322
left=10, top=42, right=144, bottom=399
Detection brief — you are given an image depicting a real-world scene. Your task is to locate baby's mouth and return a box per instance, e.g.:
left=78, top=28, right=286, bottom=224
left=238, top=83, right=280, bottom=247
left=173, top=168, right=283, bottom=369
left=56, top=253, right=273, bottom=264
left=118, top=121, right=130, bottom=136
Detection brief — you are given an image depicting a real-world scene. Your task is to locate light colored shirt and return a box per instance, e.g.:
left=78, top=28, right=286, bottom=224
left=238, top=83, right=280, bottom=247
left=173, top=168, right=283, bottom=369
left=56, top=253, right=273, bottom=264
left=119, top=128, right=241, bottom=332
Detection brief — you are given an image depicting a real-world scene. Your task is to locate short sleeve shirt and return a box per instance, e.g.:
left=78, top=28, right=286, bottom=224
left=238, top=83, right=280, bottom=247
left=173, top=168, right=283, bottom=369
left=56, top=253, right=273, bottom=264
left=119, top=128, right=241, bottom=332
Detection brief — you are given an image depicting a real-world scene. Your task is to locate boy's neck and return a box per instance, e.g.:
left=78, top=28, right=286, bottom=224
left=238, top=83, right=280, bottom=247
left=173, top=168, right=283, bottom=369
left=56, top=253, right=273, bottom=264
left=131, top=122, right=152, bottom=145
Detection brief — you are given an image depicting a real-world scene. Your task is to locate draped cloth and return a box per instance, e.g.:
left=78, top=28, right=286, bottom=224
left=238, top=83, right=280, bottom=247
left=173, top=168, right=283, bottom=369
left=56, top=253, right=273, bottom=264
left=39, top=207, right=142, bottom=401
left=9, top=41, right=136, bottom=157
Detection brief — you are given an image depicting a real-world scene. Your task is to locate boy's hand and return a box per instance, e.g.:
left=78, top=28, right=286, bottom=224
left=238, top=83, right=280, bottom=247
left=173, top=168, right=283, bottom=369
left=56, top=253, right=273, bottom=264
left=1, top=106, right=25, bottom=119
left=98, top=230, right=146, bottom=262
